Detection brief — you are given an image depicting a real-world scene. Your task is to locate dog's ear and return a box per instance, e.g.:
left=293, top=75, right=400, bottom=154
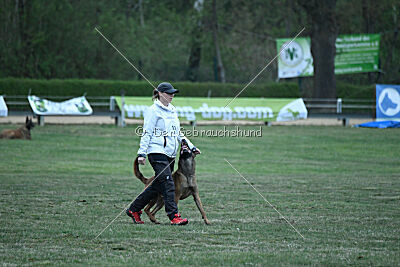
left=26, top=116, right=29, bottom=123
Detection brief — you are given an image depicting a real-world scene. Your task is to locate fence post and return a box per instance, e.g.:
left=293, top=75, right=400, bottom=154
left=38, top=115, right=45, bottom=126
left=110, top=96, right=115, bottom=111
left=337, top=98, right=342, bottom=114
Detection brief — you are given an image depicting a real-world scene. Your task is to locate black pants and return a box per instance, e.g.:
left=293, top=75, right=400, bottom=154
left=129, top=153, right=178, bottom=220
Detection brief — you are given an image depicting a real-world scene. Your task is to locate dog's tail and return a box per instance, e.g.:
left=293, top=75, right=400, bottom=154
left=133, top=157, right=149, bottom=184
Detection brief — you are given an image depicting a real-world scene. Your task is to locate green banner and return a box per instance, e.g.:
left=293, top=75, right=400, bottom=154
left=115, top=97, right=308, bottom=122
left=276, top=34, right=380, bottom=78
left=334, top=34, right=380, bottom=74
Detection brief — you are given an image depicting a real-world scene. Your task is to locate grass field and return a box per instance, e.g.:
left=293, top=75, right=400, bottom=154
left=0, top=124, right=399, bottom=266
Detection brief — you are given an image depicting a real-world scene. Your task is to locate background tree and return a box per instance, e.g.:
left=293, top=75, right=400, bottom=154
left=211, top=0, right=226, bottom=82
left=298, top=0, right=338, bottom=99
left=185, top=0, right=204, bottom=82
left=0, top=0, right=399, bottom=88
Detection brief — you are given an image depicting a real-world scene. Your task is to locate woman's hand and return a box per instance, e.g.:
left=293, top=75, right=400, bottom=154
left=138, top=156, right=146, bottom=165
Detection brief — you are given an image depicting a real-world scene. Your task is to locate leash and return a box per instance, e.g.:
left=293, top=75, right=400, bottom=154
left=94, top=27, right=155, bottom=90
left=94, top=27, right=171, bottom=105
left=225, top=159, right=305, bottom=240
left=94, top=159, right=175, bottom=239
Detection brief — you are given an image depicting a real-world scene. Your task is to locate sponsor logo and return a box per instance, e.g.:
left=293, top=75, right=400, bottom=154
left=280, top=41, right=303, bottom=67
left=378, top=88, right=400, bottom=116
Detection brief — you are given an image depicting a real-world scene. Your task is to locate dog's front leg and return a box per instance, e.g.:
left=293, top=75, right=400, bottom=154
left=193, top=189, right=211, bottom=225
left=144, top=198, right=160, bottom=224
left=150, top=197, right=164, bottom=221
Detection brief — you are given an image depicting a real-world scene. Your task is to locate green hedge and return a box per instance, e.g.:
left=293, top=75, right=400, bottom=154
left=0, top=78, right=299, bottom=98
left=336, top=82, right=375, bottom=99
left=0, top=77, right=374, bottom=99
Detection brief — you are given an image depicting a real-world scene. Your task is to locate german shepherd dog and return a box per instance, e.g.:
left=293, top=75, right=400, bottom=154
left=0, top=117, right=34, bottom=140
left=134, top=140, right=210, bottom=225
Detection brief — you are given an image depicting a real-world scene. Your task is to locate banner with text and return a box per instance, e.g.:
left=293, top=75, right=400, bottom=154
left=115, top=97, right=307, bottom=122
left=376, top=84, right=400, bottom=121
left=335, top=34, right=380, bottom=74
left=276, top=34, right=380, bottom=78
left=28, top=95, right=93, bottom=115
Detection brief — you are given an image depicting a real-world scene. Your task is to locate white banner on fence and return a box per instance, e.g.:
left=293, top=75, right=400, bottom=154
left=0, top=96, right=8, bottom=117
left=28, top=95, right=93, bottom=115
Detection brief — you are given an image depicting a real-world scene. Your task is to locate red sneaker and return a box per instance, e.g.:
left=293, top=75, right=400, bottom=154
left=126, top=210, right=144, bottom=224
left=170, top=213, right=188, bottom=225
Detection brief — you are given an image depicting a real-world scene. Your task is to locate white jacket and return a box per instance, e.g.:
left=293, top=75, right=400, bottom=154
left=137, top=100, right=195, bottom=158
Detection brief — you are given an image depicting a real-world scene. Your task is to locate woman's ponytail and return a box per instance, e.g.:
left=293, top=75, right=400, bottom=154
left=152, top=89, right=159, bottom=101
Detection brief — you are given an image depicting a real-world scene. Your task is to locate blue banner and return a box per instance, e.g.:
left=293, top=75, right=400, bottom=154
left=376, top=84, right=400, bottom=120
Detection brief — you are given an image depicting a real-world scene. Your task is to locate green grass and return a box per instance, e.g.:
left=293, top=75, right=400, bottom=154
left=0, top=124, right=399, bottom=266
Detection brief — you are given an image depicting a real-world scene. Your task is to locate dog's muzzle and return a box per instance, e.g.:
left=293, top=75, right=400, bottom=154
left=180, top=144, right=191, bottom=154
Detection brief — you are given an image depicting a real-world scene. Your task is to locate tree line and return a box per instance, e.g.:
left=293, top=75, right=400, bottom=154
left=0, top=0, right=399, bottom=97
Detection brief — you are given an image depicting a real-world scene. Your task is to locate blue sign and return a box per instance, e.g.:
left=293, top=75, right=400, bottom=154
left=376, top=84, right=400, bottom=120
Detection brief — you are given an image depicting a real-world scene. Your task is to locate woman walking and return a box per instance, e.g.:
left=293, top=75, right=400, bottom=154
left=126, top=82, right=200, bottom=225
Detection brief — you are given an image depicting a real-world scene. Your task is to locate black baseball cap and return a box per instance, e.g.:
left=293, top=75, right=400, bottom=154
left=157, top=82, right=179, bottom=94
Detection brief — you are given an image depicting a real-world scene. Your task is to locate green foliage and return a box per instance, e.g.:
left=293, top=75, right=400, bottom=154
left=0, top=78, right=150, bottom=97
left=0, top=78, right=299, bottom=98
left=0, top=78, right=375, bottom=99
left=174, top=81, right=301, bottom=98
left=0, top=0, right=398, bottom=86
left=336, top=82, right=375, bottom=99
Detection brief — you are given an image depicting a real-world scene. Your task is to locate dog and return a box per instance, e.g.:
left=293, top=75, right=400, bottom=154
left=0, top=117, right=34, bottom=140
left=133, top=140, right=210, bottom=225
